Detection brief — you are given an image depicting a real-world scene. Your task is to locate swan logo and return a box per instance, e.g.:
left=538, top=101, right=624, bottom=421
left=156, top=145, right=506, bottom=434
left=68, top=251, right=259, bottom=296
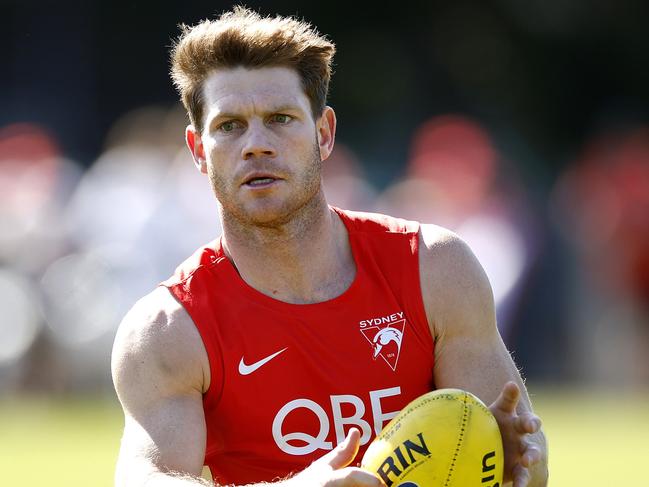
left=359, top=314, right=406, bottom=371
left=372, top=328, right=403, bottom=358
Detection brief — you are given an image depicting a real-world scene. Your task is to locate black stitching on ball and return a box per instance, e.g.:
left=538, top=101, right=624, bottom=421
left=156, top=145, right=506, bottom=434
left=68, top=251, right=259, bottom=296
left=443, top=391, right=469, bottom=487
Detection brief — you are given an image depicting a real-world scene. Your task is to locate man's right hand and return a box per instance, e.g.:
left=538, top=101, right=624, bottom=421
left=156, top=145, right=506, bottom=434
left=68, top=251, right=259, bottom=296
left=290, top=428, right=386, bottom=486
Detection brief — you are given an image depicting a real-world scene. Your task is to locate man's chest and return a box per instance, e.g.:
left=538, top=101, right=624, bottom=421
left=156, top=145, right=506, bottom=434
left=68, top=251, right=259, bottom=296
left=208, top=304, right=435, bottom=459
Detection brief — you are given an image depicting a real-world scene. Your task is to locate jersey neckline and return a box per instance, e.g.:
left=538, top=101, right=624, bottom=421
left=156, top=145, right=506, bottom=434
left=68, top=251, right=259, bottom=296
left=213, top=206, right=363, bottom=312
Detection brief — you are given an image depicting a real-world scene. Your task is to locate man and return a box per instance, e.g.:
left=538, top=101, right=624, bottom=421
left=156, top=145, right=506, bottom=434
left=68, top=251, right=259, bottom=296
left=111, top=7, right=548, bottom=487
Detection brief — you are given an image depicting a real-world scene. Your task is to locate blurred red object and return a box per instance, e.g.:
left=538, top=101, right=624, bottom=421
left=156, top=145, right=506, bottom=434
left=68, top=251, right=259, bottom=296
left=408, top=114, right=497, bottom=215
left=553, top=126, right=649, bottom=303
left=0, top=123, right=63, bottom=214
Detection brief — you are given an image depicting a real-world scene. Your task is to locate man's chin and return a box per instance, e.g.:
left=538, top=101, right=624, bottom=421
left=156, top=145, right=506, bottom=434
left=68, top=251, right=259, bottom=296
left=228, top=202, right=297, bottom=228
left=225, top=194, right=324, bottom=229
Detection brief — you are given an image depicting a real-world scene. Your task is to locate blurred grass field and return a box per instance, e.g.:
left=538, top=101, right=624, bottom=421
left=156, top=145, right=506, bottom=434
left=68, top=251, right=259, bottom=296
left=1, top=387, right=648, bottom=486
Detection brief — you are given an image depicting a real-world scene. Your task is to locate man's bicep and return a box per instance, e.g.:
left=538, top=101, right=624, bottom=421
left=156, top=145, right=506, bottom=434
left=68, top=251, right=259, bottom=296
left=112, top=290, right=208, bottom=482
left=116, top=392, right=207, bottom=480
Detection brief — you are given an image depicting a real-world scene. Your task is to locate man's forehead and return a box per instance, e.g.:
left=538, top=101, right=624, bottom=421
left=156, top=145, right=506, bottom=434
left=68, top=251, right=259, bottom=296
left=202, top=66, right=309, bottom=112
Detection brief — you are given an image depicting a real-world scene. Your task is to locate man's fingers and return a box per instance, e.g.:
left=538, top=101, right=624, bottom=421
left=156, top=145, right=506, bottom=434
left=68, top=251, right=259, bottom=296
left=512, top=463, right=530, bottom=487
left=303, top=442, right=387, bottom=486
left=521, top=442, right=543, bottom=467
left=340, top=467, right=386, bottom=486
left=514, top=413, right=542, bottom=434
left=493, top=381, right=520, bottom=414
left=322, top=428, right=361, bottom=470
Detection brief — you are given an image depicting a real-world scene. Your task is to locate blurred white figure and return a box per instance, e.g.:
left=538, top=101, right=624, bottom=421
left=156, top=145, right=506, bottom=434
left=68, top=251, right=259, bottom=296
left=457, top=214, right=527, bottom=307
left=51, top=105, right=220, bottom=354
left=52, top=143, right=171, bottom=352
left=135, top=145, right=222, bottom=284
left=65, top=145, right=171, bottom=249
left=40, top=250, right=128, bottom=347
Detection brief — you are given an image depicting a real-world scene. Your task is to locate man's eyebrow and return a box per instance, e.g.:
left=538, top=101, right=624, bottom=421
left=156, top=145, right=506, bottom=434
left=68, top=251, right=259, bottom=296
left=266, top=104, right=304, bottom=114
left=207, top=104, right=305, bottom=127
left=217, top=103, right=304, bottom=117
left=209, top=112, right=240, bottom=122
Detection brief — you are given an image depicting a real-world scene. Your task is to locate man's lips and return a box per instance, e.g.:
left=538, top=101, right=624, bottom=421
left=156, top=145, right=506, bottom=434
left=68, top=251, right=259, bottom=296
left=241, top=172, right=283, bottom=186
left=246, top=177, right=276, bottom=187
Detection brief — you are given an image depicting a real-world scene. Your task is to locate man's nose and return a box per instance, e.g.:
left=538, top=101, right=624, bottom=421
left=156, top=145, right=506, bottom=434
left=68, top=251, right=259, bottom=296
left=241, top=124, right=277, bottom=160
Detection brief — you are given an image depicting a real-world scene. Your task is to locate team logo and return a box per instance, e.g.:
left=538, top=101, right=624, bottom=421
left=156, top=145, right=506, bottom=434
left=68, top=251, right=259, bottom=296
left=359, top=314, right=406, bottom=371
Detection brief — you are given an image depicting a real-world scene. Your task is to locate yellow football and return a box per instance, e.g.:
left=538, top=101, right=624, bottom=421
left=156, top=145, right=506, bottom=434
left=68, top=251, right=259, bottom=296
left=360, top=389, right=503, bottom=487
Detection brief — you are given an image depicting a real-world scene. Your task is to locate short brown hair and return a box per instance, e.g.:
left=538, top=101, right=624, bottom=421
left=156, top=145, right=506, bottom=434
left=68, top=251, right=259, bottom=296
left=170, top=6, right=336, bottom=133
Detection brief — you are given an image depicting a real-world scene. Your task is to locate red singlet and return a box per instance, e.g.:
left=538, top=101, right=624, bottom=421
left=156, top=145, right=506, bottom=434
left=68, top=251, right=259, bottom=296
left=163, top=208, right=435, bottom=485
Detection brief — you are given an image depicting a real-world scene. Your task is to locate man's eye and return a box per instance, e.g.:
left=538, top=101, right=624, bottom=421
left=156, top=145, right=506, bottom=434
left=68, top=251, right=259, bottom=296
left=272, top=114, right=292, bottom=124
left=219, top=121, right=238, bottom=132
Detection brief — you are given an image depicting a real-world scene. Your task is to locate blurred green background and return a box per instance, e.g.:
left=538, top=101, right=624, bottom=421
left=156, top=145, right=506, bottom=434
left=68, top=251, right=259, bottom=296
left=1, top=1, right=648, bottom=485
left=2, top=389, right=649, bottom=485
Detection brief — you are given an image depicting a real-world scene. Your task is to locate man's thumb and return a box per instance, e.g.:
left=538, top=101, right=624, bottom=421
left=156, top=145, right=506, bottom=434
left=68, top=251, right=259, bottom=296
left=322, top=428, right=362, bottom=470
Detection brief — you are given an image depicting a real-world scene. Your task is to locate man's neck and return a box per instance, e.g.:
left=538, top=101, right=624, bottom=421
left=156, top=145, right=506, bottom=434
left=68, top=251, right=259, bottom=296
left=220, top=199, right=355, bottom=304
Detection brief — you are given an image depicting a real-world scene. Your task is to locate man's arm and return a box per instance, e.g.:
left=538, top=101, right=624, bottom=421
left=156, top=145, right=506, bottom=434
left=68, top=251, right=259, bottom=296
left=111, top=286, right=212, bottom=486
left=418, top=225, right=548, bottom=487
left=111, top=287, right=384, bottom=487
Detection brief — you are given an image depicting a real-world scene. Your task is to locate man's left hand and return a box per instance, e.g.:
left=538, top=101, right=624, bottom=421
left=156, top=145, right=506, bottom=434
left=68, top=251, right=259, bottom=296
left=489, top=381, right=545, bottom=487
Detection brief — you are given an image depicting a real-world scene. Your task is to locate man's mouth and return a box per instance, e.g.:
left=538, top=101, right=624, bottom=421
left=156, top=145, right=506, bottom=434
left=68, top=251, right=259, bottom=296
left=242, top=172, right=282, bottom=187
left=246, top=177, right=276, bottom=186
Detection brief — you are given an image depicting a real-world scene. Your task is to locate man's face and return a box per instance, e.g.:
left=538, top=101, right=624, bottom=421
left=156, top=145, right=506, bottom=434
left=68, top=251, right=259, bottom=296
left=191, top=66, right=334, bottom=227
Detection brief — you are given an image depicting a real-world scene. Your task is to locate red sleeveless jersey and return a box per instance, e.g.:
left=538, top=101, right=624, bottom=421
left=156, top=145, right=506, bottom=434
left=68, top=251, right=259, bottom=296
left=162, top=207, right=435, bottom=485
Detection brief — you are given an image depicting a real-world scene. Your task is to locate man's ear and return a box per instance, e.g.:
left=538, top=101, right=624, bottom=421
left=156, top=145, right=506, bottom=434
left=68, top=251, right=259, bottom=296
left=186, top=125, right=207, bottom=174
left=316, top=106, right=337, bottom=161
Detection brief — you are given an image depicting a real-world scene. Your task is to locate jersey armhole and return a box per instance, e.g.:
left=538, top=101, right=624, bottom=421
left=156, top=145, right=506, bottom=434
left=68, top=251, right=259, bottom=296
left=409, top=228, right=436, bottom=372
left=161, top=281, right=225, bottom=410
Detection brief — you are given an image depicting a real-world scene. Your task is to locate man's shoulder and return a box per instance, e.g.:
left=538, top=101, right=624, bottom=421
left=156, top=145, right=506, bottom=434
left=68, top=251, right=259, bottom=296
left=117, top=286, right=190, bottom=339
left=418, top=223, right=491, bottom=295
left=333, top=206, right=420, bottom=235
left=163, top=239, right=221, bottom=286
left=418, top=223, right=477, bottom=272
left=112, top=287, right=208, bottom=393
left=417, top=223, right=495, bottom=336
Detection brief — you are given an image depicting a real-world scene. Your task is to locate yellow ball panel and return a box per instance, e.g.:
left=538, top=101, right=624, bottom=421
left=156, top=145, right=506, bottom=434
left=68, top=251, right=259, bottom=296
left=361, top=389, right=503, bottom=487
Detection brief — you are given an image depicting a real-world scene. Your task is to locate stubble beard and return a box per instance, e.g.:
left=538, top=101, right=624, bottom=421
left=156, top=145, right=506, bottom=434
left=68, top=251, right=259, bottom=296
left=210, top=140, right=325, bottom=233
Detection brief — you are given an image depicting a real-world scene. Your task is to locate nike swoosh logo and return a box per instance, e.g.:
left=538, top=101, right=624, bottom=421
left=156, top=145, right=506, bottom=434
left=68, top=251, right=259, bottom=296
left=238, top=347, right=288, bottom=375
